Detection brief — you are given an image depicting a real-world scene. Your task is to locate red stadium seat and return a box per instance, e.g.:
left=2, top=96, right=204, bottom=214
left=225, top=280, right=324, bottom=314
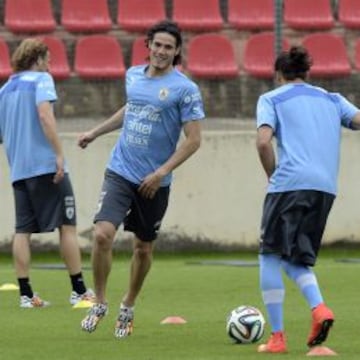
left=338, top=0, right=360, bottom=29
left=117, top=0, right=166, bottom=31
left=186, top=34, right=238, bottom=78
left=131, top=36, right=149, bottom=66
left=243, top=32, right=290, bottom=78
left=355, top=39, right=360, bottom=70
left=41, top=37, right=70, bottom=80
left=0, top=38, right=12, bottom=79
left=172, top=0, right=223, bottom=31
left=61, top=0, right=112, bottom=32
left=302, top=33, right=351, bottom=78
left=4, top=0, right=56, bottom=33
left=74, top=36, right=125, bottom=79
left=284, top=0, right=334, bottom=30
left=228, top=0, right=274, bottom=30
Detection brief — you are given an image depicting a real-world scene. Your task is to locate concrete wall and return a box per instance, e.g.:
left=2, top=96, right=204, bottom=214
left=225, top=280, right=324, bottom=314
left=1, top=129, right=360, bottom=250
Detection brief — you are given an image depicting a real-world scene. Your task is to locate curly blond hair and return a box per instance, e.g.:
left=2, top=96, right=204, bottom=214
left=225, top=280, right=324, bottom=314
left=11, top=38, right=48, bottom=72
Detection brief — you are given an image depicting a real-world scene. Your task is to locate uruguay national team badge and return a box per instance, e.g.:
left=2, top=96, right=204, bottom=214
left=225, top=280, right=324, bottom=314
left=159, top=88, right=169, bottom=101
left=66, top=207, right=75, bottom=219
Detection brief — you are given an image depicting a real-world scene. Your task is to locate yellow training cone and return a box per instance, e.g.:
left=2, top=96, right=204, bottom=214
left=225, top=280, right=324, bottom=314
left=0, top=283, right=19, bottom=291
left=72, top=300, right=94, bottom=309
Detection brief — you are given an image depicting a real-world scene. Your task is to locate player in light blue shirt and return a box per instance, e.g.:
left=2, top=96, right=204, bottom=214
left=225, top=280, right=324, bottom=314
left=255, top=46, right=360, bottom=353
left=0, top=38, right=92, bottom=308
left=0, top=70, right=59, bottom=182
left=78, top=20, right=205, bottom=337
left=257, top=79, right=358, bottom=195
left=108, top=64, right=204, bottom=186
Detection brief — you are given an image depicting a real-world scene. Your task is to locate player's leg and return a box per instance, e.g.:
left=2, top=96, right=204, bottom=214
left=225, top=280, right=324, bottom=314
left=114, top=238, right=153, bottom=338
left=13, top=233, right=31, bottom=280
left=36, top=173, right=93, bottom=304
left=257, top=254, right=287, bottom=353
left=13, top=232, right=49, bottom=307
left=81, top=170, right=132, bottom=333
left=114, top=185, right=169, bottom=338
left=80, top=220, right=116, bottom=333
left=257, top=193, right=289, bottom=353
left=12, top=180, right=49, bottom=308
left=281, top=261, right=323, bottom=310
left=123, top=237, right=153, bottom=307
left=91, top=221, right=117, bottom=304
left=59, top=224, right=94, bottom=304
left=281, top=260, right=334, bottom=347
left=282, top=191, right=335, bottom=348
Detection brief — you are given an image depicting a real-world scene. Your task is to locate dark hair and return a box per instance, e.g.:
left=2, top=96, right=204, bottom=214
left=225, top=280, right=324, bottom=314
left=146, top=20, right=182, bottom=65
left=274, top=46, right=313, bottom=80
left=11, top=38, right=48, bottom=72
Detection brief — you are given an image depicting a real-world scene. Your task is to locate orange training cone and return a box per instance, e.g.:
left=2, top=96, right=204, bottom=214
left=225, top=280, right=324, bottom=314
left=160, top=316, right=187, bottom=324
left=307, top=346, right=338, bottom=356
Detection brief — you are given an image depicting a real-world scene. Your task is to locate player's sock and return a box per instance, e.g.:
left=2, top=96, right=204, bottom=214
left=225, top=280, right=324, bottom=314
left=70, top=272, right=87, bottom=295
left=281, top=260, right=323, bottom=308
left=18, top=277, right=33, bottom=298
left=259, top=254, right=285, bottom=333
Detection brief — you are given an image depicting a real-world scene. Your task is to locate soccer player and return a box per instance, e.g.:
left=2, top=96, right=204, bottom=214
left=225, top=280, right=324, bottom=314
left=0, top=39, right=93, bottom=308
left=79, top=20, right=205, bottom=338
left=255, top=46, right=360, bottom=353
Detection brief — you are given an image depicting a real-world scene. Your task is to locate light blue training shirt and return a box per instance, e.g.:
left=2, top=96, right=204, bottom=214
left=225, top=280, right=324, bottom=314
left=256, top=82, right=359, bottom=195
left=108, top=65, right=205, bottom=186
left=0, top=71, right=61, bottom=183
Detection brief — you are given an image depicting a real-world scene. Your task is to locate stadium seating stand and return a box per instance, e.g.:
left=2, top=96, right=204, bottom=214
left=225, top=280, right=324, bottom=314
left=61, top=0, right=112, bottom=32
left=302, top=33, right=351, bottom=77
left=228, top=0, right=274, bottom=30
left=117, top=0, right=166, bottom=31
left=172, top=0, right=223, bottom=31
left=5, top=0, right=56, bottom=33
left=186, top=34, right=238, bottom=78
left=74, top=35, right=126, bottom=79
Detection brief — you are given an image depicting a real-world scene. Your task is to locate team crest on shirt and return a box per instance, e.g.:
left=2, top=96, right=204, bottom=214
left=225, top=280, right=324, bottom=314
left=159, top=88, right=169, bottom=101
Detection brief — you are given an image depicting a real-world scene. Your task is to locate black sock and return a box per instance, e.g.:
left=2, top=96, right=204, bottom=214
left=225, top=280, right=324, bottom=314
left=70, top=272, right=86, bottom=294
left=18, top=278, right=33, bottom=298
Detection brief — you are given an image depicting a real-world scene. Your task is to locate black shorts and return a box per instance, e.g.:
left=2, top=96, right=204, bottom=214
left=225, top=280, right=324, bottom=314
left=259, top=190, right=335, bottom=266
left=13, top=173, right=77, bottom=233
left=94, top=169, right=170, bottom=242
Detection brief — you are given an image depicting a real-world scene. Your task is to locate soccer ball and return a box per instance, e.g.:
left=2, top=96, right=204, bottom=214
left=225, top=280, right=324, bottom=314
left=226, top=305, right=265, bottom=344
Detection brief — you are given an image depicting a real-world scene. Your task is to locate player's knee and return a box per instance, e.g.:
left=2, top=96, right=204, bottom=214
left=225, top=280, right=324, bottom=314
left=133, top=244, right=152, bottom=260
left=94, top=227, right=113, bottom=250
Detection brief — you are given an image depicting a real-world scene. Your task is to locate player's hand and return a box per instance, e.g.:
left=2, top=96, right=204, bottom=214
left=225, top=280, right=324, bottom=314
left=53, top=155, right=65, bottom=184
left=138, top=169, right=166, bottom=199
left=78, top=131, right=96, bottom=149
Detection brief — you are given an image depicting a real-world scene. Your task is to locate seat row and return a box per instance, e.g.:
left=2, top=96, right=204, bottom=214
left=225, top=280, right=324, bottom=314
left=3, top=0, right=360, bottom=34
left=0, top=32, right=357, bottom=80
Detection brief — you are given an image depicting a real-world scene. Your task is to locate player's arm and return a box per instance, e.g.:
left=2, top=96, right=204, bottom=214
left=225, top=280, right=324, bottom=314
left=138, top=120, right=202, bottom=199
left=256, top=125, right=276, bottom=180
left=351, top=111, right=360, bottom=130
left=78, top=105, right=126, bottom=148
left=160, top=120, right=202, bottom=174
left=37, top=101, right=64, bottom=183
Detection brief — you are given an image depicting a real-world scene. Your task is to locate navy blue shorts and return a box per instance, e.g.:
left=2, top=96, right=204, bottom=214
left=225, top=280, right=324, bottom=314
left=13, top=173, right=77, bottom=233
left=259, top=190, right=335, bottom=266
left=94, top=169, right=170, bottom=242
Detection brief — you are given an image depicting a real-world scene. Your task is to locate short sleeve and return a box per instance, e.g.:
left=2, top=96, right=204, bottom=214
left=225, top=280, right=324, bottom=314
left=256, top=95, right=276, bottom=130
left=179, top=83, right=205, bottom=122
left=35, top=72, right=57, bottom=105
left=333, top=93, right=360, bottom=129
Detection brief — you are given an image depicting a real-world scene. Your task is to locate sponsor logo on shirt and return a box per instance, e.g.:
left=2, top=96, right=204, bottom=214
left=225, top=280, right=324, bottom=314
left=183, top=92, right=202, bottom=104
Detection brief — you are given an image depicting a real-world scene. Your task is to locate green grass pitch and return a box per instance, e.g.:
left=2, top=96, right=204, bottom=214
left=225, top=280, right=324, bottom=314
left=0, top=250, right=359, bottom=360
